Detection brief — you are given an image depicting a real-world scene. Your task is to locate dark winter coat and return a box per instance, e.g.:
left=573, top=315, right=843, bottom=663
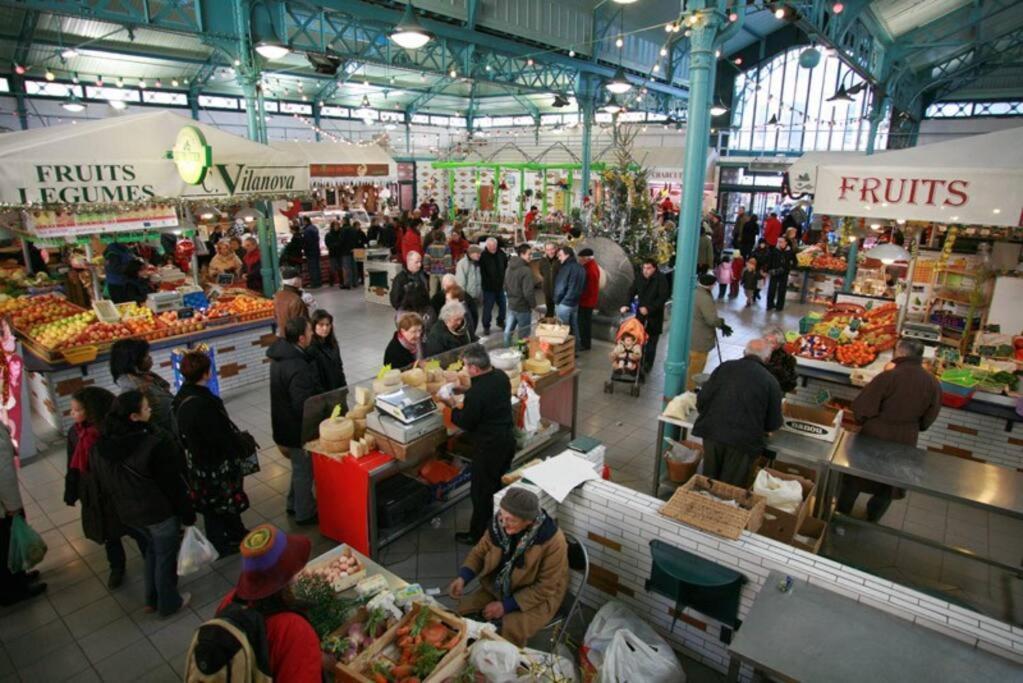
left=92, top=423, right=196, bottom=527
left=173, top=383, right=250, bottom=515
left=451, top=369, right=514, bottom=454
left=389, top=268, right=431, bottom=311
left=538, top=256, right=560, bottom=311
left=324, top=228, right=343, bottom=258
left=301, top=223, right=320, bottom=257
left=424, top=318, right=477, bottom=357
left=693, top=356, right=783, bottom=452
left=479, top=248, right=509, bottom=293
left=308, top=338, right=347, bottom=392
left=383, top=332, right=420, bottom=369
left=553, top=257, right=585, bottom=308
left=741, top=269, right=760, bottom=291
left=267, top=339, right=324, bottom=448
left=339, top=225, right=365, bottom=254
left=851, top=356, right=942, bottom=447
left=767, top=347, right=798, bottom=393
left=626, top=270, right=670, bottom=336
left=767, top=245, right=797, bottom=276
left=65, top=425, right=124, bottom=545
left=504, top=255, right=536, bottom=313
left=741, top=220, right=760, bottom=255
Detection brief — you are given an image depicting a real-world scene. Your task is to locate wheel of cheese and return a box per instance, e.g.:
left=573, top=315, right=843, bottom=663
left=524, top=357, right=552, bottom=374
left=380, top=369, right=401, bottom=385
left=401, top=368, right=427, bottom=387
left=321, top=437, right=350, bottom=453
left=426, top=381, right=444, bottom=395
left=352, top=418, right=366, bottom=439
left=319, top=416, right=354, bottom=444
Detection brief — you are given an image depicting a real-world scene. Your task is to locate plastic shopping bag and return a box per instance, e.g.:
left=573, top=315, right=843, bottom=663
left=596, top=630, right=685, bottom=683
left=753, top=469, right=804, bottom=513
left=581, top=601, right=684, bottom=683
left=7, top=515, right=47, bottom=573
left=520, top=385, right=542, bottom=435
left=469, top=639, right=521, bottom=683
left=176, top=525, right=219, bottom=576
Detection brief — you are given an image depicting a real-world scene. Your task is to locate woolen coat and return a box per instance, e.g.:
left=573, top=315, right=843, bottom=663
left=851, top=357, right=942, bottom=447
left=626, top=270, right=670, bottom=336
left=457, top=522, right=569, bottom=646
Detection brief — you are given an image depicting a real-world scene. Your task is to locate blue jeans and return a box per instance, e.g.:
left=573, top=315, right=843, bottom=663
left=481, top=290, right=506, bottom=333
left=555, top=304, right=580, bottom=352
left=284, top=447, right=317, bottom=521
left=134, top=516, right=182, bottom=616
left=340, top=253, right=358, bottom=288
left=504, top=310, right=533, bottom=346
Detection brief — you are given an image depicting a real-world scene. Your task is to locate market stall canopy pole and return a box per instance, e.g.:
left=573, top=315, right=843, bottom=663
left=788, top=126, right=1023, bottom=227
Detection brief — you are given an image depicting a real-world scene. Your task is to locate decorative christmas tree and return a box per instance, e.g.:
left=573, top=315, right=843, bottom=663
left=590, top=124, right=672, bottom=264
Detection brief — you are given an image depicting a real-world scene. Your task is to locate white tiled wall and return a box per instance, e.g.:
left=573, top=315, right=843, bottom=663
left=796, top=378, right=1023, bottom=472
left=499, top=479, right=1023, bottom=678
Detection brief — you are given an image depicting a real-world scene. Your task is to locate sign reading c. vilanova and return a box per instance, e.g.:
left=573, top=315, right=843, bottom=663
left=169, top=125, right=299, bottom=197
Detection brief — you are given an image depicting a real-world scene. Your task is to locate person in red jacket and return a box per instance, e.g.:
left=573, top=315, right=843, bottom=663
left=214, top=524, right=324, bottom=683
left=577, top=248, right=600, bottom=352
left=400, top=221, right=423, bottom=264
left=523, top=205, right=540, bottom=241
left=448, top=225, right=470, bottom=264
left=763, top=212, right=783, bottom=247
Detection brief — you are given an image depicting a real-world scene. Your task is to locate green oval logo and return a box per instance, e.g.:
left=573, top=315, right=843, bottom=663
left=171, top=126, right=212, bottom=185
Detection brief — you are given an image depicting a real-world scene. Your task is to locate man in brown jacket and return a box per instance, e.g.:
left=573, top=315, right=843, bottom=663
left=273, top=266, right=310, bottom=337
left=447, top=488, right=568, bottom=646
left=837, top=338, right=942, bottom=521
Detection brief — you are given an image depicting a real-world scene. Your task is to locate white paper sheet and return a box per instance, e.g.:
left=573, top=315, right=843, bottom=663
left=522, top=451, right=600, bottom=503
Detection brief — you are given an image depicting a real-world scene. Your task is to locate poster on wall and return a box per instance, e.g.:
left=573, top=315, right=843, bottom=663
left=23, top=205, right=179, bottom=239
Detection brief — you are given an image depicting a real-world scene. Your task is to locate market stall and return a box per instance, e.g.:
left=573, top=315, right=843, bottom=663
left=0, top=111, right=309, bottom=433
left=271, top=139, right=398, bottom=213
left=782, top=127, right=1023, bottom=472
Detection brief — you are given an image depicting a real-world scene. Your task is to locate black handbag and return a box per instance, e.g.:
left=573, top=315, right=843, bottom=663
left=232, top=426, right=261, bottom=476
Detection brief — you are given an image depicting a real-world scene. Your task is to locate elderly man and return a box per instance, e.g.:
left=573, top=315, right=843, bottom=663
left=389, top=250, right=432, bottom=325
left=436, top=344, right=515, bottom=544
left=762, top=327, right=797, bottom=393
left=448, top=488, right=568, bottom=647
left=766, top=236, right=796, bottom=311
left=479, top=237, right=508, bottom=335
left=837, top=339, right=942, bottom=521
left=424, top=301, right=477, bottom=356
left=688, top=273, right=732, bottom=390
left=538, top=242, right=561, bottom=316
left=692, top=339, right=783, bottom=487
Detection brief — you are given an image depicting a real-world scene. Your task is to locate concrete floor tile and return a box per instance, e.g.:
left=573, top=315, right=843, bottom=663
left=48, top=574, right=110, bottom=617
left=63, top=595, right=126, bottom=639
left=79, top=616, right=146, bottom=665
left=148, top=611, right=203, bottom=659
left=15, top=641, right=92, bottom=682
left=93, top=639, right=164, bottom=683
left=6, top=617, right=74, bottom=669
left=0, top=594, right=60, bottom=643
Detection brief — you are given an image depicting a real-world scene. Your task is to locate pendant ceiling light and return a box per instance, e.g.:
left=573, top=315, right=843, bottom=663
left=390, top=2, right=432, bottom=50
left=866, top=242, right=911, bottom=264
left=606, top=67, right=632, bottom=94
left=255, top=39, right=290, bottom=60
left=62, top=95, right=86, bottom=112
left=767, top=113, right=779, bottom=126
left=108, top=98, right=127, bottom=111
left=827, top=84, right=853, bottom=102
left=710, top=100, right=728, bottom=116
left=602, top=96, right=624, bottom=114
left=611, top=0, right=638, bottom=4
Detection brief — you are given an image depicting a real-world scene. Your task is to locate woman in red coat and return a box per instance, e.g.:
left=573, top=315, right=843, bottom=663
left=400, top=222, right=423, bottom=264
left=577, top=248, right=600, bottom=351
left=448, top=225, right=470, bottom=264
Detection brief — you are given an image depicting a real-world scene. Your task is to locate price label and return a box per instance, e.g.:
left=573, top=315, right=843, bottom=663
left=177, top=307, right=195, bottom=320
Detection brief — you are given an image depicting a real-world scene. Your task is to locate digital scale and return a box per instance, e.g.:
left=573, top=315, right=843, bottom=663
left=374, top=386, right=438, bottom=423
left=366, top=411, right=445, bottom=444
left=146, top=291, right=183, bottom=313
left=902, top=321, right=942, bottom=344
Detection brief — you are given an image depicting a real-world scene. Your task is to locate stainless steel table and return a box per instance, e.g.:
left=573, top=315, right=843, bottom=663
left=653, top=413, right=841, bottom=501
left=727, top=570, right=1023, bottom=683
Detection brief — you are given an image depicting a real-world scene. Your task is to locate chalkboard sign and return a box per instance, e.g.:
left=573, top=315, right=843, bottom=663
left=177, top=307, right=195, bottom=320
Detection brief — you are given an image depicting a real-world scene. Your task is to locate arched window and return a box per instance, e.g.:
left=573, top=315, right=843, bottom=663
left=730, top=46, right=888, bottom=153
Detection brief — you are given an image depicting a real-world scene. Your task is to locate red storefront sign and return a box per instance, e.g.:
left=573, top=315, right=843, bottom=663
left=310, top=163, right=390, bottom=178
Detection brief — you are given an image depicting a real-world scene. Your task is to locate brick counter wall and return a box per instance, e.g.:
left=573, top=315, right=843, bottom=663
left=496, top=479, right=1023, bottom=679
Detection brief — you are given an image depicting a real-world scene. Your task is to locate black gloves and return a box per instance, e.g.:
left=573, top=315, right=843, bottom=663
left=719, top=323, right=734, bottom=337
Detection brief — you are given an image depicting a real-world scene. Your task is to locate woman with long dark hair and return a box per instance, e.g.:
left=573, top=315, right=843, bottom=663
left=110, top=338, right=175, bottom=435
left=174, top=351, right=250, bottom=557
left=63, top=386, right=147, bottom=588
left=92, top=391, right=195, bottom=616
left=308, top=310, right=347, bottom=392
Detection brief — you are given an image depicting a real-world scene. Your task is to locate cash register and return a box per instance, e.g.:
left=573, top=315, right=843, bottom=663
left=369, top=386, right=445, bottom=444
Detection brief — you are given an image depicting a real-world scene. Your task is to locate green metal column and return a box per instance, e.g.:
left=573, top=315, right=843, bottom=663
left=474, top=169, right=481, bottom=211
left=579, top=76, right=595, bottom=203
left=448, top=169, right=456, bottom=220
left=663, top=4, right=727, bottom=401
left=518, top=168, right=525, bottom=219
left=566, top=172, right=574, bottom=215
left=313, top=102, right=322, bottom=142
left=541, top=172, right=548, bottom=216
left=257, top=214, right=276, bottom=298
left=494, top=165, right=501, bottom=213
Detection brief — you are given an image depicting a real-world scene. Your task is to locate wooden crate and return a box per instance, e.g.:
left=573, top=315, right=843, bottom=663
left=528, top=336, right=576, bottom=373
left=335, top=603, right=467, bottom=683
left=660, top=475, right=766, bottom=541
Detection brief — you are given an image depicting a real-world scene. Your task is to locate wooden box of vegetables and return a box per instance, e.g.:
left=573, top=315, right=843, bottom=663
left=335, top=603, right=467, bottom=683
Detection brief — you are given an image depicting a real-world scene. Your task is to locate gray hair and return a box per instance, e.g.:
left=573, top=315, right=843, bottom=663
left=461, top=343, right=491, bottom=370
left=439, top=301, right=465, bottom=323
left=896, top=338, right=924, bottom=359
left=762, top=327, right=785, bottom=347
left=485, top=237, right=498, bottom=248
left=744, top=338, right=772, bottom=362
left=440, top=273, right=457, bottom=289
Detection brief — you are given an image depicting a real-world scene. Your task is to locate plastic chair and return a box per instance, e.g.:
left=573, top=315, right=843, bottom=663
left=545, top=531, right=589, bottom=652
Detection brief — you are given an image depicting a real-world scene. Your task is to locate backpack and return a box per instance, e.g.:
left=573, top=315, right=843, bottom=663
left=184, top=603, right=274, bottom=683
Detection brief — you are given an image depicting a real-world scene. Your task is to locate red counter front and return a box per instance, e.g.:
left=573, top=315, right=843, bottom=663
left=311, top=450, right=393, bottom=555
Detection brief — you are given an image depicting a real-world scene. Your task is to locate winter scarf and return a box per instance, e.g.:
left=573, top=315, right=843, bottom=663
left=397, top=330, right=423, bottom=362
left=69, top=422, right=100, bottom=473
left=491, top=510, right=549, bottom=598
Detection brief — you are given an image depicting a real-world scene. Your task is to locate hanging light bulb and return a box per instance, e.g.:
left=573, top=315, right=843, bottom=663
left=652, top=64, right=660, bottom=73
left=139, top=78, right=147, bottom=88
left=61, top=48, right=78, bottom=59
left=255, top=40, right=290, bottom=60
left=390, top=1, right=433, bottom=49
left=45, top=69, right=55, bottom=81
left=116, top=77, right=124, bottom=87
left=774, top=6, right=787, bottom=20
left=71, top=72, right=79, bottom=84
left=710, top=101, right=728, bottom=116
left=361, top=95, right=371, bottom=108
left=730, top=12, right=739, bottom=22
left=62, top=94, right=85, bottom=112
left=449, top=67, right=457, bottom=77
left=171, top=78, right=179, bottom=87
left=833, top=2, right=845, bottom=13
left=154, top=78, right=162, bottom=88
left=660, top=47, right=668, bottom=57
left=734, top=57, right=743, bottom=65
left=96, top=75, right=104, bottom=86
left=615, top=36, right=624, bottom=48
left=569, top=49, right=576, bottom=57
left=14, top=63, right=26, bottom=75
left=605, top=67, right=632, bottom=94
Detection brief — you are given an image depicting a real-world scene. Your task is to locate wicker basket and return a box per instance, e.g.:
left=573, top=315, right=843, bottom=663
left=659, top=475, right=766, bottom=541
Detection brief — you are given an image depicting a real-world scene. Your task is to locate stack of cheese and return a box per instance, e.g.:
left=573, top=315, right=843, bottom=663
left=400, top=367, right=427, bottom=389
left=319, top=414, right=355, bottom=454
left=372, top=368, right=402, bottom=395
left=524, top=350, right=552, bottom=376
left=350, top=433, right=378, bottom=458
left=348, top=386, right=375, bottom=439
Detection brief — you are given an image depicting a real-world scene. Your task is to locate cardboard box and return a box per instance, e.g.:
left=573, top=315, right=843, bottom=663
left=781, top=400, right=843, bottom=442
left=367, top=426, right=447, bottom=464
left=753, top=467, right=816, bottom=543
left=791, top=516, right=827, bottom=554
left=771, top=459, right=818, bottom=483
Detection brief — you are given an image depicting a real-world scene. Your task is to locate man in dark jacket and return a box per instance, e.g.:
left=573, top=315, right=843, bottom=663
left=837, top=339, right=942, bottom=522
left=538, top=242, right=561, bottom=316
left=301, top=217, right=321, bottom=288
left=324, top=220, right=344, bottom=288
left=623, top=259, right=670, bottom=374
left=267, top=317, right=324, bottom=525
left=436, top=344, right=514, bottom=544
left=554, top=247, right=586, bottom=352
left=692, top=339, right=783, bottom=487
left=273, top=266, right=309, bottom=337
left=338, top=219, right=365, bottom=289
left=577, top=248, right=600, bottom=351
left=503, top=244, right=536, bottom=346
left=765, top=236, right=796, bottom=311
left=389, top=251, right=433, bottom=325
left=479, top=237, right=509, bottom=335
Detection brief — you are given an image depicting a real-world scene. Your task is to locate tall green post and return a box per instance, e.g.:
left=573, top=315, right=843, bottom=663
left=541, top=172, right=548, bottom=216
left=518, top=168, right=525, bottom=219
left=448, top=169, right=456, bottom=220
left=257, top=215, right=276, bottom=299
left=494, top=165, right=501, bottom=213
left=579, top=76, right=595, bottom=205
left=663, top=3, right=729, bottom=401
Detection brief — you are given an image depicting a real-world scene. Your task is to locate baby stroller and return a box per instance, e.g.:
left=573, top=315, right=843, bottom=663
left=604, top=313, right=648, bottom=397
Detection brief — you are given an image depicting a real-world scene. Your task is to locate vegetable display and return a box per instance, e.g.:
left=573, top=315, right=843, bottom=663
left=290, top=573, right=368, bottom=638
left=302, top=547, right=364, bottom=591
left=835, top=341, right=877, bottom=367
left=793, top=335, right=836, bottom=361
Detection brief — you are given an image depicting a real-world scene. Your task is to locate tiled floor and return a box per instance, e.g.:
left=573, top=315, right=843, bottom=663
left=4, top=283, right=1013, bottom=680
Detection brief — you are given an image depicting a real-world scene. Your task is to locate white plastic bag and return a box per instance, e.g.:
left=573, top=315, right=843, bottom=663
left=176, top=525, right=219, bottom=576
left=519, top=384, right=541, bottom=435
left=469, top=640, right=521, bottom=683
left=519, top=647, right=578, bottom=683
left=596, top=630, right=685, bottom=683
left=753, top=469, right=804, bottom=513
left=583, top=601, right=684, bottom=683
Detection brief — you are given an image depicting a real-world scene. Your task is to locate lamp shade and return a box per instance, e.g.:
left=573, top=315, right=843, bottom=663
left=255, top=40, right=290, bottom=60
left=605, top=67, right=632, bottom=94
left=866, top=243, right=911, bottom=264
left=390, top=2, right=432, bottom=49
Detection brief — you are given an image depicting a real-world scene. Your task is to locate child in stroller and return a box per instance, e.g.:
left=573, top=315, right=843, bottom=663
left=606, top=315, right=648, bottom=396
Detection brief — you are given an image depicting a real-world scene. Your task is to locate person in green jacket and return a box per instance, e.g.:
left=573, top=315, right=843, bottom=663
left=688, top=273, right=732, bottom=390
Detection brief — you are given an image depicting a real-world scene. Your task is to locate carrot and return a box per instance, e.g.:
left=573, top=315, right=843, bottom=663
left=392, top=665, right=413, bottom=678
left=440, top=634, right=461, bottom=650
left=373, top=674, right=387, bottom=683
left=398, top=636, right=412, bottom=648
left=396, top=625, right=411, bottom=636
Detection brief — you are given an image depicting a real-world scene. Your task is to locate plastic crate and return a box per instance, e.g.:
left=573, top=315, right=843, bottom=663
left=91, top=299, right=121, bottom=324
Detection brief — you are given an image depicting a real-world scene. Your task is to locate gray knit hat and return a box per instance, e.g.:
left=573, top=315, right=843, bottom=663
left=499, top=487, right=540, bottom=520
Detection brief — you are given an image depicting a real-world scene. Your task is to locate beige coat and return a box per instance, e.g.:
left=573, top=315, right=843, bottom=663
left=690, top=286, right=722, bottom=353
left=458, top=526, right=569, bottom=646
